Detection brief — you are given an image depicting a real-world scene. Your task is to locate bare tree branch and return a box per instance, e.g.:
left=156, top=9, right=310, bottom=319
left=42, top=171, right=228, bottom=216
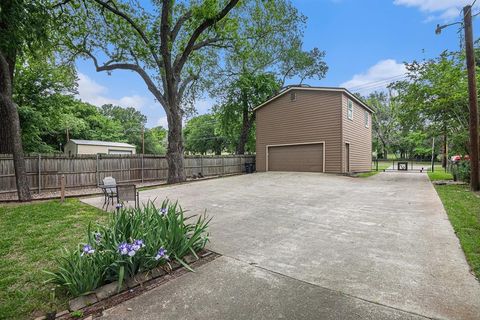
left=91, top=0, right=163, bottom=70
left=84, top=51, right=166, bottom=107
left=171, top=10, right=192, bottom=41
left=178, top=73, right=198, bottom=102
left=174, top=0, right=240, bottom=76
left=51, top=0, right=74, bottom=9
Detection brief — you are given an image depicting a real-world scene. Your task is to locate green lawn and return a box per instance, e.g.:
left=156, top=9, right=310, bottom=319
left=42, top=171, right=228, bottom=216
left=0, top=199, right=106, bottom=320
left=428, top=170, right=453, bottom=181
left=428, top=178, right=480, bottom=280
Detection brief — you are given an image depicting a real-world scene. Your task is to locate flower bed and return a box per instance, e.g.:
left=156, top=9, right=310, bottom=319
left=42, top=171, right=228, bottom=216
left=46, top=200, right=210, bottom=298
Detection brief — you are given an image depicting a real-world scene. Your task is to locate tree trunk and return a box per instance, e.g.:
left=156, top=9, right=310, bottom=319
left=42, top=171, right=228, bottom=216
left=0, top=52, right=31, bottom=201
left=442, top=131, right=447, bottom=168
left=236, top=95, right=254, bottom=155
left=166, top=109, right=186, bottom=184
left=0, top=99, right=11, bottom=153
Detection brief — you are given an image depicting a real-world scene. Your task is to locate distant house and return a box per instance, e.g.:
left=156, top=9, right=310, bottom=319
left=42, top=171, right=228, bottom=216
left=64, top=139, right=137, bottom=156
left=254, top=86, right=373, bottom=173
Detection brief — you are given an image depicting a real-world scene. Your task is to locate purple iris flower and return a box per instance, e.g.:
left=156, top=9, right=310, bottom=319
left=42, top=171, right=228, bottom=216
left=127, top=247, right=136, bottom=257
left=94, top=232, right=102, bottom=243
left=159, top=207, right=167, bottom=216
left=81, top=244, right=95, bottom=256
left=118, top=242, right=130, bottom=255
left=154, top=247, right=169, bottom=261
left=131, top=239, right=145, bottom=251
left=115, top=203, right=123, bottom=209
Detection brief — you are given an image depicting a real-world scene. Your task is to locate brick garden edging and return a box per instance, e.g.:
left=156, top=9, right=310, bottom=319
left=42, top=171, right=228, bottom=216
left=36, top=250, right=219, bottom=320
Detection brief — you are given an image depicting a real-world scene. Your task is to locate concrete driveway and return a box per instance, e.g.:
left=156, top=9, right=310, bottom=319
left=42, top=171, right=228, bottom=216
left=82, top=172, right=480, bottom=320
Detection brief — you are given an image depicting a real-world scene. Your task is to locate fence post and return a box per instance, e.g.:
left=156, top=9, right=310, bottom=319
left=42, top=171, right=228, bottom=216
left=96, top=154, right=99, bottom=186
left=200, top=156, right=203, bottom=176
left=222, top=156, right=225, bottom=176
left=60, top=174, right=65, bottom=203
left=141, top=154, right=144, bottom=183
left=38, top=154, right=41, bottom=193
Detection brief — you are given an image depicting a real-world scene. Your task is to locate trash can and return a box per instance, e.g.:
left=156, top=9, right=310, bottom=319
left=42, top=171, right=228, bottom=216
left=244, top=163, right=253, bottom=173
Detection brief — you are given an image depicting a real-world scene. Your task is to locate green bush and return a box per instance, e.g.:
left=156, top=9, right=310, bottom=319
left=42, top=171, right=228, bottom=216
left=455, top=161, right=471, bottom=183
left=46, top=200, right=210, bottom=297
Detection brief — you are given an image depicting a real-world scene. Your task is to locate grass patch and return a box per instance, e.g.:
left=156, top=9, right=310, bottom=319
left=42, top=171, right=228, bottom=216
left=428, top=170, right=453, bottom=181
left=0, top=199, right=106, bottom=320
left=433, top=184, right=480, bottom=280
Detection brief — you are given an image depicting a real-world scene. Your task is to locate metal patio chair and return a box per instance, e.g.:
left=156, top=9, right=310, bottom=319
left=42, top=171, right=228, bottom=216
left=116, top=184, right=139, bottom=209
left=100, top=176, right=117, bottom=210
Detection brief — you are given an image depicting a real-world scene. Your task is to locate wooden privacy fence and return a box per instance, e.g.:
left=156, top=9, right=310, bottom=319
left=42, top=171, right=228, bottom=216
left=0, top=154, right=255, bottom=194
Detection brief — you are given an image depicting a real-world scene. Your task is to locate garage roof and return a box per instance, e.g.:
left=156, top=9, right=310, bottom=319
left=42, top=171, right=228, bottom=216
left=69, top=139, right=136, bottom=148
left=253, top=86, right=374, bottom=113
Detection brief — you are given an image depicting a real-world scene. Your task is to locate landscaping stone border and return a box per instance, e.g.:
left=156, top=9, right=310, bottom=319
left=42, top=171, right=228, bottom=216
left=432, top=180, right=467, bottom=186
left=35, top=250, right=219, bottom=320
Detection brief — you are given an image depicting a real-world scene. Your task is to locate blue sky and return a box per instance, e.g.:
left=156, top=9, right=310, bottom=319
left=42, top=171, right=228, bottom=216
left=76, top=0, right=478, bottom=128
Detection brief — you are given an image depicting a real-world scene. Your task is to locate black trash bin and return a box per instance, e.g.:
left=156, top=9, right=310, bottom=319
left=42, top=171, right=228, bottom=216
left=244, top=163, right=253, bottom=173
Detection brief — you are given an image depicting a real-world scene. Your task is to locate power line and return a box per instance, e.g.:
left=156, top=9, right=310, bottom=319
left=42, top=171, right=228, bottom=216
left=346, top=75, right=407, bottom=91
left=347, top=73, right=407, bottom=91
left=351, top=78, right=407, bottom=92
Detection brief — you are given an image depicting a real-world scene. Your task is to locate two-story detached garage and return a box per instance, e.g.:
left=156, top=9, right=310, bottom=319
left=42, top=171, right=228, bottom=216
left=254, top=86, right=373, bottom=173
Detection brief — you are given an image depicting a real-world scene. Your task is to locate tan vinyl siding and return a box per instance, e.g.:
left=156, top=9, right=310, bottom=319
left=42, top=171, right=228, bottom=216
left=255, top=90, right=342, bottom=173
left=341, top=94, right=372, bottom=172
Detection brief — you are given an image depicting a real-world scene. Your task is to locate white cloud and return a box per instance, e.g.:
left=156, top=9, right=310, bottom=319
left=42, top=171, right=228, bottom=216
left=394, top=0, right=474, bottom=21
left=77, top=73, right=148, bottom=109
left=340, top=59, right=407, bottom=94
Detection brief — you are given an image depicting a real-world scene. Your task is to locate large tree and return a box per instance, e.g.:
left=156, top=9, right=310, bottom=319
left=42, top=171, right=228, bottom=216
left=365, top=91, right=400, bottom=159
left=184, top=113, right=224, bottom=155
left=100, top=104, right=146, bottom=151
left=14, top=54, right=80, bottom=152
left=214, top=73, right=280, bottom=154
left=0, top=0, right=52, bottom=201
left=213, top=0, right=328, bottom=154
left=60, top=0, right=243, bottom=183
left=391, top=52, right=470, bottom=160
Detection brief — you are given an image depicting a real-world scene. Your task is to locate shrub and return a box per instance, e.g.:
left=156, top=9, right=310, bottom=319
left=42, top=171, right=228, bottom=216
left=46, top=200, right=210, bottom=297
left=455, top=161, right=471, bottom=183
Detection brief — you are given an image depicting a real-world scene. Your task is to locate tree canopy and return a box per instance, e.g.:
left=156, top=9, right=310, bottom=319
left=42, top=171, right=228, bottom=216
left=13, top=53, right=166, bottom=154
left=58, top=0, right=246, bottom=183
left=366, top=48, right=476, bottom=163
left=211, top=0, right=328, bottom=154
left=184, top=113, right=224, bottom=155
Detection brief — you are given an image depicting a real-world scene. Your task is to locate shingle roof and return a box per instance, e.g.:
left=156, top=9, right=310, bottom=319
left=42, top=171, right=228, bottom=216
left=253, top=86, right=374, bottom=113
left=68, top=139, right=136, bottom=148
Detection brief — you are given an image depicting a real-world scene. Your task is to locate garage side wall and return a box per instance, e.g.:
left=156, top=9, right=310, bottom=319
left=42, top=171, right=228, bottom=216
left=255, top=90, right=343, bottom=173
left=341, top=94, right=372, bottom=172
left=77, top=145, right=136, bottom=154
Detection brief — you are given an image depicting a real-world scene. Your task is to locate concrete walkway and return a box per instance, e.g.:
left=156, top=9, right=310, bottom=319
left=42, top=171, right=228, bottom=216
left=82, top=172, right=480, bottom=320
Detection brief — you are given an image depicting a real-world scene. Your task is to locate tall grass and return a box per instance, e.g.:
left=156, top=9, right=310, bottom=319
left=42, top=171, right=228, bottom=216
left=46, top=200, right=210, bottom=297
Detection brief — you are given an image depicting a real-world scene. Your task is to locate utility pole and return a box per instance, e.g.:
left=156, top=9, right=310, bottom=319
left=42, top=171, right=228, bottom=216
left=431, top=137, right=435, bottom=173
left=141, top=125, right=145, bottom=154
left=464, top=5, right=480, bottom=191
